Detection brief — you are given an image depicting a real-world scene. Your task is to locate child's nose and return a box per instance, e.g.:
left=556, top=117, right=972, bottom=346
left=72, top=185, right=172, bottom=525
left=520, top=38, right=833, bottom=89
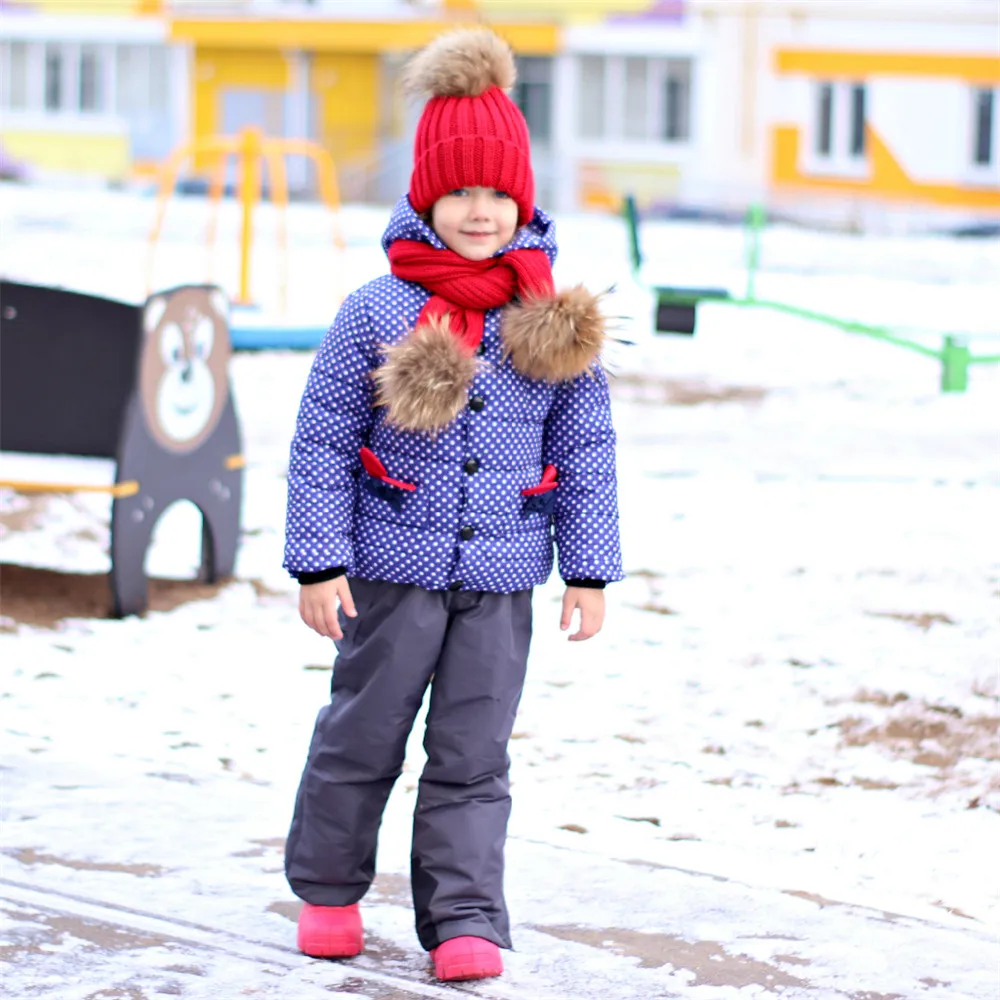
left=468, top=192, right=491, bottom=217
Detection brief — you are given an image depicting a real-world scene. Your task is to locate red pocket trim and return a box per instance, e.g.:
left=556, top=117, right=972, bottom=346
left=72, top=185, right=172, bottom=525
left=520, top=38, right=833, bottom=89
left=521, top=464, right=559, bottom=497
left=359, top=447, right=417, bottom=491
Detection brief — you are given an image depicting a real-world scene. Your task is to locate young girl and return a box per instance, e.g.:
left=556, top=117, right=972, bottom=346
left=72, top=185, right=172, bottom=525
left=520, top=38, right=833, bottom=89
left=283, top=28, right=623, bottom=982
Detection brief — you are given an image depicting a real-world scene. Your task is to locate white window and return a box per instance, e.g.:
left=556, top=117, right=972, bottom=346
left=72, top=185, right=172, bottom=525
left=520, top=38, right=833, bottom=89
left=116, top=45, right=147, bottom=116
left=623, top=57, right=648, bottom=140
left=1, top=42, right=30, bottom=110
left=79, top=44, right=104, bottom=113
left=44, top=44, right=63, bottom=111
left=971, top=87, right=998, bottom=171
left=579, top=55, right=606, bottom=140
left=663, top=60, right=691, bottom=141
left=148, top=45, right=169, bottom=116
left=0, top=40, right=168, bottom=123
left=813, top=80, right=867, bottom=171
left=513, top=56, right=552, bottom=144
left=116, top=45, right=170, bottom=118
left=577, top=54, right=693, bottom=145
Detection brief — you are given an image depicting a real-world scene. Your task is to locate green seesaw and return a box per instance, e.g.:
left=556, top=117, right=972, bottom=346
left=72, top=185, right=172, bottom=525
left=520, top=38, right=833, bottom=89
left=623, top=195, right=1000, bottom=393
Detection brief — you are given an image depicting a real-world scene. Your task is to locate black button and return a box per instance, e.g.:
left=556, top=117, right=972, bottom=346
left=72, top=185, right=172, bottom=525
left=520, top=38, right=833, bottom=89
left=460, top=525, right=475, bottom=541
left=476, top=342, right=486, bottom=355
left=463, top=458, right=480, bottom=475
left=469, top=396, right=485, bottom=412
left=448, top=580, right=464, bottom=591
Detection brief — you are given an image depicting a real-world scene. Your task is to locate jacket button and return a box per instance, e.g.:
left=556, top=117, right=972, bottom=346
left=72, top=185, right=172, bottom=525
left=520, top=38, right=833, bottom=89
left=463, top=458, right=479, bottom=475
left=469, top=396, right=485, bottom=412
left=448, top=580, right=464, bottom=591
left=476, top=342, right=486, bottom=355
left=460, top=525, right=475, bottom=541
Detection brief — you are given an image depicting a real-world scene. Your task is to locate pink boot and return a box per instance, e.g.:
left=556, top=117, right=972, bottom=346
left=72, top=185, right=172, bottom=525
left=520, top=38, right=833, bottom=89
left=296, top=902, right=363, bottom=958
left=431, top=936, right=504, bottom=981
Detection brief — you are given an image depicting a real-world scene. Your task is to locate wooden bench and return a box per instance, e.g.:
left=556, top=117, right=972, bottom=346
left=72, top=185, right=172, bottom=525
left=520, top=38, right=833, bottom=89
left=0, top=280, right=245, bottom=617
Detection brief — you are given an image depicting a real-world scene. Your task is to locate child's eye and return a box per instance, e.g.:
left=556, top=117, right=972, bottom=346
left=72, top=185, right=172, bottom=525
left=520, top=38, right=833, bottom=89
left=495, top=191, right=511, bottom=199
left=450, top=188, right=468, bottom=197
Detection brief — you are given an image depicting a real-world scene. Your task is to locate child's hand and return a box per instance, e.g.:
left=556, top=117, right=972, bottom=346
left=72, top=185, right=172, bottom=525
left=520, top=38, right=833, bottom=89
left=299, top=577, right=357, bottom=640
left=560, top=587, right=605, bottom=641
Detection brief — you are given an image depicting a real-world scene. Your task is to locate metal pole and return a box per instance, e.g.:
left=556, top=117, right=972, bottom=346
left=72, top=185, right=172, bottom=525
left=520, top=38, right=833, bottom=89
left=237, top=127, right=262, bottom=306
left=940, top=335, right=971, bottom=393
left=622, top=194, right=642, bottom=275
left=745, top=202, right=765, bottom=301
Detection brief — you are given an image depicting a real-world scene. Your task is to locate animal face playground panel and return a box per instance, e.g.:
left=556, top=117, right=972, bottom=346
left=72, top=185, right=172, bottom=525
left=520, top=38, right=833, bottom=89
left=0, top=281, right=245, bottom=617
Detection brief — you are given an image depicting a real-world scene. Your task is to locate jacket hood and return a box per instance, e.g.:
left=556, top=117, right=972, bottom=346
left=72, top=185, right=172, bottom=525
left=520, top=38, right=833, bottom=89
left=381, top=194, right=559, bottom=267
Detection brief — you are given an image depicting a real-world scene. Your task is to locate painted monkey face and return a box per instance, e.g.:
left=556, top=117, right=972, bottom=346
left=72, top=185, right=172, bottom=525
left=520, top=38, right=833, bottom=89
left=139, top=288, right=231, bottom=453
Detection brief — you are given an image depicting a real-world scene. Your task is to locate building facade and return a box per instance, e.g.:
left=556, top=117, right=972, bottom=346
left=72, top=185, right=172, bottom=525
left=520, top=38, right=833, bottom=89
left=0, top=0, right=184, bottom=180
left=1, top=0, right=997, bottom=227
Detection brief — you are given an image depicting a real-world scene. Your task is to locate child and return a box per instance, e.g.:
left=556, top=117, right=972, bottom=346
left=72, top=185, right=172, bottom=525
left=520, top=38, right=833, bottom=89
left=282, top=27, right=623, bottom=982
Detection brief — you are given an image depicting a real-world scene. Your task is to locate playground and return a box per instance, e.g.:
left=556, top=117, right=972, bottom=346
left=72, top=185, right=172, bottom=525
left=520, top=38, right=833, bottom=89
left=0, top=176, right=998, bottom=998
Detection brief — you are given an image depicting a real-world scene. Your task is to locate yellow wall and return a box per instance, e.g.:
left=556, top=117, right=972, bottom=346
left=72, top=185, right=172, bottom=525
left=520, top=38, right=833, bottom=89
left=190, top=49, right=380, bottom=175
left=1, top=130, right=130, bottom=178
left=313, top=54, right=379, bottom=167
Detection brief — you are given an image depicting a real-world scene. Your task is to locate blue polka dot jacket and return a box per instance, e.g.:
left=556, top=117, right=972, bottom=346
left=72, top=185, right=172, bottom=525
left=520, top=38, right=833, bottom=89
left=283, top=195, right=624, bottom=594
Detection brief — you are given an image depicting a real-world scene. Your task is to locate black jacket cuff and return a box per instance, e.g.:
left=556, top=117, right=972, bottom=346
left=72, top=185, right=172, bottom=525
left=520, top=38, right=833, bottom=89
left=564, top=578, right=606, bottom=590
left=295, top=567, right=347, bottom=585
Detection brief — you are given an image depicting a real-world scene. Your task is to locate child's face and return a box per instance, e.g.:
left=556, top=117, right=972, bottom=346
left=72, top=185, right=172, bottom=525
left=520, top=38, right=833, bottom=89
left=431, top=187, right=519, bottom=261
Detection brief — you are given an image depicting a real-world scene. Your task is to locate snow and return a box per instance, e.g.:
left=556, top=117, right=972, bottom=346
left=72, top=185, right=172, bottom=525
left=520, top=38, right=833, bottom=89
left=1, top=179, right=998, bottom=999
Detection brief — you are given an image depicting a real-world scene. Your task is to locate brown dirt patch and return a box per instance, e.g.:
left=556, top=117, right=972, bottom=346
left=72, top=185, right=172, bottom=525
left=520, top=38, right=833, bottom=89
left=533, top=924, right=807, bottom=990
left=0, top=562, right=231, bottom=627
left=850, top=689, right=911, bottom=707
left=4, top=847, right=166, bottom=877
left=837, top=702, right=999, bottom=771
left=612, top=374, right=769, bottom=406
left=865, top=610, right=956, bottom=631
left=629, top=601, right=678, bottom=616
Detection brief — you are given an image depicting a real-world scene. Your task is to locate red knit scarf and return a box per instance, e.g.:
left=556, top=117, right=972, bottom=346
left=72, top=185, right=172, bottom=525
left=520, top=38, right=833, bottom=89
left=387, top=240, right=555, bottom=353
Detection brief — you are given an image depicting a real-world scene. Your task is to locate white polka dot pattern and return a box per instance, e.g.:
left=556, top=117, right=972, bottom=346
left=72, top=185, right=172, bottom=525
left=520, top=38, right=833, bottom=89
left=283, top=196, right=623, bottom=593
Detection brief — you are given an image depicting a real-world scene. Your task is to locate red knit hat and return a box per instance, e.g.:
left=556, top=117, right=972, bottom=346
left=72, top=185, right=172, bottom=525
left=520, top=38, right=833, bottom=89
left=405, top=29, right=535, bottom=227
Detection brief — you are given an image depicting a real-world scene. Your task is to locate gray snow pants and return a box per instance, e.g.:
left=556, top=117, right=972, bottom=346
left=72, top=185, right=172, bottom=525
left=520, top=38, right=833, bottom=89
left=285, top=577, right=533, bottom=952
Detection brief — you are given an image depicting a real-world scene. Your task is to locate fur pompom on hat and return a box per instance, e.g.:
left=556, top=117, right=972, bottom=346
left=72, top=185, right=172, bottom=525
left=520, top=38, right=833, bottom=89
left=403, top=27, right=516, bottom=99
left=405, top=28, right=535, bottom=225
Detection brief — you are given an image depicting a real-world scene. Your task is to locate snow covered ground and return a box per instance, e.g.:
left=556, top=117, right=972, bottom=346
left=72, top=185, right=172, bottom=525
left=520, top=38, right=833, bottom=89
left=1, top=181, right=998, bottom=999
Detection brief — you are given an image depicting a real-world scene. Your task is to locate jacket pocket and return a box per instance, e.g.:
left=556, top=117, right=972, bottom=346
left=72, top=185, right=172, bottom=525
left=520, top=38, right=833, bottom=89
left=357, top=447, right=429, bottom=528
left=520, top=464, right=558, bottom=517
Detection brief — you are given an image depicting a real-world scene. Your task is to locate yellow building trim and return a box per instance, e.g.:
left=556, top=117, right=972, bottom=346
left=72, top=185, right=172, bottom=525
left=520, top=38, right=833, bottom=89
left=169, top=19, right=559, bottom=55
left=27, top=0, right=154, bottom=13
left=0, top=130, right=130, bottom=179
left=480, top=0, right=653, bottom=23
left=775, top=49, right=1000, bottom=84
left=772, top=125, right=1000, bottom=213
